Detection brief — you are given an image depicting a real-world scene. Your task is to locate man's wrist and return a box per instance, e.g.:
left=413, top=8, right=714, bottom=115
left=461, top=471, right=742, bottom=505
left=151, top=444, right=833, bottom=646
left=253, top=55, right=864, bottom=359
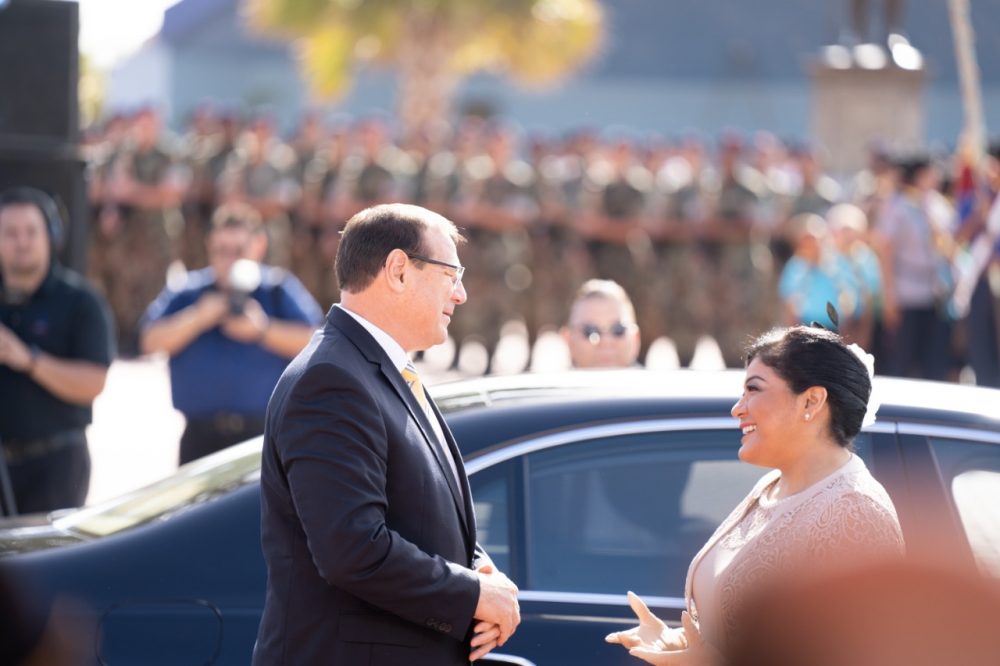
left=254, top=319, right=270, bottom=345
left=23, top=345, right=41, bottom=376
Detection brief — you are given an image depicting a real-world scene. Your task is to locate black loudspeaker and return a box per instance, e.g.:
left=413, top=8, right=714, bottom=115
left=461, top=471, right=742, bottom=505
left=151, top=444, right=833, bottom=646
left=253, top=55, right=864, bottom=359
left=0, top=0, right=79, bottom=143
left=0, top=0, right=86, bottom=273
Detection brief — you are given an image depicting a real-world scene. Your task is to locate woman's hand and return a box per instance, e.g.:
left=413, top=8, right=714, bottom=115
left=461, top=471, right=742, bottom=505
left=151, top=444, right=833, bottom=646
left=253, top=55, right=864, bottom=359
left=605, top=591, right=686, bottom=652
left=628, top=611, right=722, bottom=666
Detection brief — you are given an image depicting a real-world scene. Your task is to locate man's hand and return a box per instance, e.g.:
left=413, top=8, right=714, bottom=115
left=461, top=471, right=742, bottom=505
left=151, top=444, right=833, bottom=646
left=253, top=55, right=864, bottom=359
left=473, top=563, right=520, bottom=649
left=469, top=620, right=501, bottom=662
left=221, top=298, right=270, bottom=344
left=194, top=292, right=229, bottom=329
left=0, top=323, right=33, bottom=373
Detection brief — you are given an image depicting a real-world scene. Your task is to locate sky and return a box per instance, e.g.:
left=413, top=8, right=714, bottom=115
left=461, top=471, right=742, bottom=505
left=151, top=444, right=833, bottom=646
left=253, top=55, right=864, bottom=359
left=77, top=0, right=183, bottom=68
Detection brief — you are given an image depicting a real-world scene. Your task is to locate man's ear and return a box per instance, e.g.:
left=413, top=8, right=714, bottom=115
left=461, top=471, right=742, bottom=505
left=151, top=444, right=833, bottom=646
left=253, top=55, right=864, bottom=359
left=384, top=249, right=408, bottom=293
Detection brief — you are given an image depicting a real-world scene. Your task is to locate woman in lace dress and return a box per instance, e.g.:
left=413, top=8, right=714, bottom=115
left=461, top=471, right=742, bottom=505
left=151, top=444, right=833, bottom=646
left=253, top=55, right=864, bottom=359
left=607, top=326, right=905, bottom=665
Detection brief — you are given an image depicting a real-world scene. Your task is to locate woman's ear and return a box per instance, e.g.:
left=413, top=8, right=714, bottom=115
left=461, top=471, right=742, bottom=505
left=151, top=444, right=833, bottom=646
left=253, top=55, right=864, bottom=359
left=802, top=385, right=829, bottom=415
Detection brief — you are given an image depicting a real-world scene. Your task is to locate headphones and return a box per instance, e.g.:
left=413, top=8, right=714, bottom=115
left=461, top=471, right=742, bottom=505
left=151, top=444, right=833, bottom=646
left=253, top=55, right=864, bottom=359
left=0, top=186, right=66, bottom=251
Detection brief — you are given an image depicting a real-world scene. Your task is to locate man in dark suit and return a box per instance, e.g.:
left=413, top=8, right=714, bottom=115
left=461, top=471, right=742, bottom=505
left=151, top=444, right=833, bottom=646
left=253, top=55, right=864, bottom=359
left=254, top=203, right=519, bottom=665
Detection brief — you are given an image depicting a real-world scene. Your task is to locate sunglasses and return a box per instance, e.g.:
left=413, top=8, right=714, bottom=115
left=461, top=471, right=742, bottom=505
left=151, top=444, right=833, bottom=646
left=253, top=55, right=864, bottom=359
left=576, top=322, right=632, bottom=344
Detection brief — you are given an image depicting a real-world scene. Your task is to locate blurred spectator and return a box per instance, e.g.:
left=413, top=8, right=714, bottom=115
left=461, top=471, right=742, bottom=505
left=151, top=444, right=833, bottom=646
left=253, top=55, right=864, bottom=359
left=562, top=279, right=640, bottom=368
left=140, top=203, right=322, bottom=464
left=706, top=132, right=777, bottom=367
left=81, top=108, right=999, bottom=380
left=953, top=142, right=1000, bottom=387
left=778, top=213, right=855, bottom=330
left=0, top=188, right=115, bottom=513
left=94, top=107, right=188, bottom=356
left=218, top=115, right=300, bottom=269
left=579, top=136, right=655, bottom=361
left=873, top=155, right=956, bottom=380
left=453, top=125, right=538, bottom=373
left=828, top=203, right=882, bottom=348
left=787, top=144, right=840, bottom=219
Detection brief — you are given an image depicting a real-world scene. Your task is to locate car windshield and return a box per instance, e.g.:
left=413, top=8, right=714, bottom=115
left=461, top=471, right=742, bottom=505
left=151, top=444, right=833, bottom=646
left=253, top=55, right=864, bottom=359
left=53, top=438, right=264, bottom=538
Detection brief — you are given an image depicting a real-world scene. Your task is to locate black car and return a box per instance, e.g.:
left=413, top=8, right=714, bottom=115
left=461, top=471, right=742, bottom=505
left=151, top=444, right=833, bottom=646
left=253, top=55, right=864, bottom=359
left=2, top=370, right=999, bottom=665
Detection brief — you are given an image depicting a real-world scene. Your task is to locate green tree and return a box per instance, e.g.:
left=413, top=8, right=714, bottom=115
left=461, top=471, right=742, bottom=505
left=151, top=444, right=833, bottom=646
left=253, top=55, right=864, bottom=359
left=79, top=52, right=106, bottom=128
left=245, top=0, right=603, bottom=135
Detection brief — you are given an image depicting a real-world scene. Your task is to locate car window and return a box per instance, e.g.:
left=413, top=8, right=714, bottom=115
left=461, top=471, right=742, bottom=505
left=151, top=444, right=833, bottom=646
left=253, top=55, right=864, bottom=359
left=523, top=430, right=767, bottom=597
left=472, top=462, right=513, bottom=576
left=928, top=437, right=1000, bottom=578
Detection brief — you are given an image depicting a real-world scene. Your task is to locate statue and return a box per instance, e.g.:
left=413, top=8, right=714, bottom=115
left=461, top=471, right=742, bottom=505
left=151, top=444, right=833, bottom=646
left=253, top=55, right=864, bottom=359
left=845, top=0, right=905, bottom=46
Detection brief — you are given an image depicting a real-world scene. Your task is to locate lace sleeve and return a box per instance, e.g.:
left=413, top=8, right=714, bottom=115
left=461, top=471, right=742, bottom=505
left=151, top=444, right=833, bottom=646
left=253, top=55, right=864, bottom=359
left=808, top=491, right=906, bottom=570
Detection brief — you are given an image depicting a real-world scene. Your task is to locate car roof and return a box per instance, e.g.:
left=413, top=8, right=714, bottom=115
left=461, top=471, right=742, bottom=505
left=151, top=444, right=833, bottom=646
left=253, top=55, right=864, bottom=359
left=434, top=370, right=1000, bottom=455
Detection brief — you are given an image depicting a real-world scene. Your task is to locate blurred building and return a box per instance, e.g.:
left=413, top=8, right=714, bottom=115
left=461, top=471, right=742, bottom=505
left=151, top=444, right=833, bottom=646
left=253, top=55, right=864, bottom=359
left=107, top=0, right=1000, bottom=144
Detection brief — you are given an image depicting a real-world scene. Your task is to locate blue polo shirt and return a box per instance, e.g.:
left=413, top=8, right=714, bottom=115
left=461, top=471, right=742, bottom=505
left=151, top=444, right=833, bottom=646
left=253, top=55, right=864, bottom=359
left=141, top=265, right=322, bottom=418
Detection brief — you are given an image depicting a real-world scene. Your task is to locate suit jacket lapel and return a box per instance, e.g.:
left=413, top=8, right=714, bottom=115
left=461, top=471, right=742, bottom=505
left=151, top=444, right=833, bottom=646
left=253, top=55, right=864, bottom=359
left=379, top=364, right=470, bottom=529
left=327, top=308, right=470, bottom=529
left=427, top=396, right=477, bottom=554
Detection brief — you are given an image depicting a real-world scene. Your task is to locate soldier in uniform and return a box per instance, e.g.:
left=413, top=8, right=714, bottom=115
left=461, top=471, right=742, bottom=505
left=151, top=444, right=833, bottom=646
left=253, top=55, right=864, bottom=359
left=295, top=122, right=349, bottom=308
left=578, top=136, right=655, bottom=362
left=451, top=126, right=537, bottom=374
left=329, top=118, right=415, bottom=222
left=542, top=130, right=598, bottom=332
left=705, top=132, right=774, bottom=367
left=97, top=108, right=188, bottom=356
left=217, top=115, right=300, bottom=270
left=178, top=104, right=223, bottom=270
left=652, top=134, right=713, bottom=367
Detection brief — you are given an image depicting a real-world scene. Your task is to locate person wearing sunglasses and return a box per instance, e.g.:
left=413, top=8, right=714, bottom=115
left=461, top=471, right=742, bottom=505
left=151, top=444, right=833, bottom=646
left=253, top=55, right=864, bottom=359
left=562, top=279, right=641, bottom=368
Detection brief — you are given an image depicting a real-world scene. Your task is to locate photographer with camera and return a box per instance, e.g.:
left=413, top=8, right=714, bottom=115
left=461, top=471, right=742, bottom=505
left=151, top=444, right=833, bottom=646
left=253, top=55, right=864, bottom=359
left=140, top=203, right=322, bottom=464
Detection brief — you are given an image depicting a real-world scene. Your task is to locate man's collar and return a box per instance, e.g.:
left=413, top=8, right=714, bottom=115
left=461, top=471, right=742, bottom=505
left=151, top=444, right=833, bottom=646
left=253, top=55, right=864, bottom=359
left=0, top=264, right=57, bottom=304
left=335, top=304, right=409, bottom=372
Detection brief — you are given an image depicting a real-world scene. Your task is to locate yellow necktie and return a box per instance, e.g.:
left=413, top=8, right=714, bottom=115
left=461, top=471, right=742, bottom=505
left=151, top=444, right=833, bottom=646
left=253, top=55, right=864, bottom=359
left=401, top=362, right=429, bottom=412
left=401, top=362, right=462, bottom=491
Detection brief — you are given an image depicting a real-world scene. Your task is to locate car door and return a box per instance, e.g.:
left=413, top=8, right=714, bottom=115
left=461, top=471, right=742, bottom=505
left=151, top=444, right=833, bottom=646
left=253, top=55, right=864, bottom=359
left=894, top=423, right=1000, bottom=576
left=468, top=417, right=767, bottom=666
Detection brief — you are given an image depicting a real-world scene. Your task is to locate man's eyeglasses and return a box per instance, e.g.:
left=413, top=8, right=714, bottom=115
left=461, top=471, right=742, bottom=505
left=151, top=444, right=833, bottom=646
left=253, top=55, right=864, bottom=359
left=575, top=322, right=632, bottom=344
left=405, top=252, right=465, bottom=285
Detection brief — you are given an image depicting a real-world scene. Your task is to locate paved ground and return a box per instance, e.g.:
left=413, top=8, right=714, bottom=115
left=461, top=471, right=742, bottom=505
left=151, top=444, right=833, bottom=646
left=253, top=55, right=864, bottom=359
left=84, top=329, right=725, bottom=505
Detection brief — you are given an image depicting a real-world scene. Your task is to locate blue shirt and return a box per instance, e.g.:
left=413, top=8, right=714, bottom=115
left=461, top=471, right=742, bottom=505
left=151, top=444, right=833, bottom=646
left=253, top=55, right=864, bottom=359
left=779, top=254, right=856, bottom=328
left=141, top=265, right=323, bottom=417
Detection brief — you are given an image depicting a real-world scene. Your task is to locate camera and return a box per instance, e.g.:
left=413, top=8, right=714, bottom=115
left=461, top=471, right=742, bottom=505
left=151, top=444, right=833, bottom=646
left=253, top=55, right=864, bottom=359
left=227, top=259, right=262, bottom=316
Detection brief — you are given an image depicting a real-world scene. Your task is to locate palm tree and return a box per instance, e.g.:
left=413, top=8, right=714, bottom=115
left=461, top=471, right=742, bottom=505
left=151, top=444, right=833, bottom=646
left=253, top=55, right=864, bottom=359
left=245, top=0, right=603, bottom=136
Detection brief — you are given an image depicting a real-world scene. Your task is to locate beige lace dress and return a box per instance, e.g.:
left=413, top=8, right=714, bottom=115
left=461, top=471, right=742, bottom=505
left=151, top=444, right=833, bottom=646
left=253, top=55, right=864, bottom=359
left=685, top=454, right=905, bottom=649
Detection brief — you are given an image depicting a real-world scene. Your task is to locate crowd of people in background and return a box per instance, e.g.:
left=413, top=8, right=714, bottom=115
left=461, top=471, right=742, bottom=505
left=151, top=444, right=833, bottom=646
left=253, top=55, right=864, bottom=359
left=82, top=105, right=1000, bottom=386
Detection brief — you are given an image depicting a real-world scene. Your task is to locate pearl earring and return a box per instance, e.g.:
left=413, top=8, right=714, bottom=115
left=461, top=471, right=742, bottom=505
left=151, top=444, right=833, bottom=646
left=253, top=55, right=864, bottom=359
left=804, top=413, right=811, bottom=421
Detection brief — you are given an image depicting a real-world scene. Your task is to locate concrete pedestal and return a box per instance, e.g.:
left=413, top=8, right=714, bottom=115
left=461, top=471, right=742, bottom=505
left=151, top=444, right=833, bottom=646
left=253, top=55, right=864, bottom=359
left=811, top=60, right=927, bottom=174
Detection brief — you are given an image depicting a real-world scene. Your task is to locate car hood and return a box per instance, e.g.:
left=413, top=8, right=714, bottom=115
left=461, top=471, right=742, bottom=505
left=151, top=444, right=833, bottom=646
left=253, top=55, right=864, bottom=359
left=0, top=516, right=86, bottom=555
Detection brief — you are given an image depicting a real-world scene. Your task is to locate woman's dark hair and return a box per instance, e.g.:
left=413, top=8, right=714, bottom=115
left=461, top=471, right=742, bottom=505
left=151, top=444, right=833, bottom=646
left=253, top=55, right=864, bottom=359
left=746, top=326, right=871, bottom=447
left=335, top=203, right=462, bottom=293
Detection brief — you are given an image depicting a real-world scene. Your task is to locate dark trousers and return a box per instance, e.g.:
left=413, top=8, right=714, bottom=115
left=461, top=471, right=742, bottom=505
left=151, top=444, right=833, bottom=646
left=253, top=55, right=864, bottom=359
left=2, top=429, right=90, bottom=515
left=967, top=276, right=1000, bottom=388
left=179, top=414, right=266, bottom=465
left=885, top=306, right=952, bottom=381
